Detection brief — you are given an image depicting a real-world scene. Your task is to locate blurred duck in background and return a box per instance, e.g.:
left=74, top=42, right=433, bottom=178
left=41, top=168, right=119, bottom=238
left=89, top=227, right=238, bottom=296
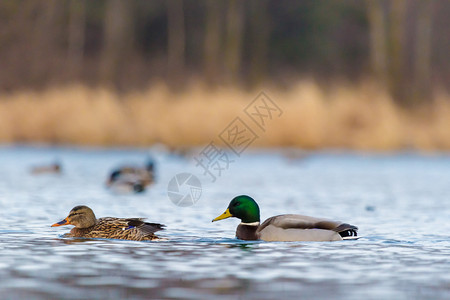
left=106, top=171, right=146, bottom=194
left=106, top=158, right=156, bottom=193
left=30, top=161, right=62, bottom=175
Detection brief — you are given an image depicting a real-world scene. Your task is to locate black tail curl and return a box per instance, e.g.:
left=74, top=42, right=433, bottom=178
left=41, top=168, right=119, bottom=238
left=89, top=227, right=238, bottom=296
left=335, top=223, right=358, bottom=238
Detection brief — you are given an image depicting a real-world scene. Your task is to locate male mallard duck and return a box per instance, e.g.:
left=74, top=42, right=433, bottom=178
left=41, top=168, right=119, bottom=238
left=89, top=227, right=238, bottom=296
left=51, top=205, right=164, bottom=241
left=212, top=195, right=358, bottom=242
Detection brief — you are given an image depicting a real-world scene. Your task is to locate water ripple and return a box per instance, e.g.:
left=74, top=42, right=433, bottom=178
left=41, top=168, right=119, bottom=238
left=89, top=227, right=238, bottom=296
left=0, top=147, right=449, bottom=299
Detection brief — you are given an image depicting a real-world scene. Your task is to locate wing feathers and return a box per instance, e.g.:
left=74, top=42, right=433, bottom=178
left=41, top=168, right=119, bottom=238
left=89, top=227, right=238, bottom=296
left=258, top=214, right=358, bottom=240
left=125, top=218, right=165, bottom=235
left=91, top=217, right=165, bottom=240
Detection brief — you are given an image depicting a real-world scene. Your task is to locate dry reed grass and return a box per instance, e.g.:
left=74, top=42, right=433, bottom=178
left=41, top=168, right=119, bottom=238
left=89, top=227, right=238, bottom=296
left=0, top=80, right=449, bottom=150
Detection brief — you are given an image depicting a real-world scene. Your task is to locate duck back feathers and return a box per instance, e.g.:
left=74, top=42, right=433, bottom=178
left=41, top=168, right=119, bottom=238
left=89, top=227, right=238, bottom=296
left=68, top=217, right=165, bottom=241
left=255, top=214, right=358, bottom=242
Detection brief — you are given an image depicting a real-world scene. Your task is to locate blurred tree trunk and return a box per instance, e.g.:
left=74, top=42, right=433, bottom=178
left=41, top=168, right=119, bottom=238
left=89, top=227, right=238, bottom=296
left=203, top=0, right=222, bottom=87
left=366, top=0, right=387, bottom=87
left=224, top=0, right=244, bottom=85
left=387, top=0, right=407, bottom=105
left=167, top=0, right=185, bottom=87
left=31, top=0, right=62, bottom=84
left=248, top=0, right=270, bottom=88
left=0, top=1, right=39, bottom=89
left=100, top=0, right=133, bottom=87
left=413, top=0, right=433, bottom=104
left=67, top=0, right=86, bottom=79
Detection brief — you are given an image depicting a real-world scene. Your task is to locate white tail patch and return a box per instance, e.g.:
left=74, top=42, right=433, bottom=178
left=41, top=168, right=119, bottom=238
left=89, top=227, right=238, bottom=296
left=342, top=236, right=360, bottom=240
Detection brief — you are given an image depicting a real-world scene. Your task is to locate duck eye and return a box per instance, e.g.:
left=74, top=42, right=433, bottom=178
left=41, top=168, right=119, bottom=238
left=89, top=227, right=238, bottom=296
left=233, top=202, right=240, bottom=207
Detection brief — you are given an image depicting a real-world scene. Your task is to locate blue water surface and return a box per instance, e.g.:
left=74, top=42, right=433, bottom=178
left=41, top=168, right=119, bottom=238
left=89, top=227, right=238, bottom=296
left=0, top=146, right=449, bottom=300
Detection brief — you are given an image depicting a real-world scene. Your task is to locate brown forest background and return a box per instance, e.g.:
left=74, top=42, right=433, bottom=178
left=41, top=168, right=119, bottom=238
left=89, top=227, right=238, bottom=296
left=0, top=0, right=450, bottom=150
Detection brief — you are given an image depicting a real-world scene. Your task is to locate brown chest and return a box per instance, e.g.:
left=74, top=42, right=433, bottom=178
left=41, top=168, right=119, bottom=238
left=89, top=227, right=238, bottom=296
left=236, top=224, right=259, bottom=241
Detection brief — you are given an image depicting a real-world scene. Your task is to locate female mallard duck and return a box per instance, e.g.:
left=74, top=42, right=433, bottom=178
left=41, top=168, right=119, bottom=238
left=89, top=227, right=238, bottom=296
left=51, top=205, right=164, bottom=241
left=212, top=195, right=358, bottom=242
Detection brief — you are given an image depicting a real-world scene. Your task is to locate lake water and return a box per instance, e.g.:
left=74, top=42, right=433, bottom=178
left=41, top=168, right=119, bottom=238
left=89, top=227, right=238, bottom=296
left=0, top=146, right=449, bottom=300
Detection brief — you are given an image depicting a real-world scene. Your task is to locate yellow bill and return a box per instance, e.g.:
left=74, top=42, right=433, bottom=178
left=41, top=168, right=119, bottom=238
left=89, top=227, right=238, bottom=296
left=212, top=208, right=233, bottom=222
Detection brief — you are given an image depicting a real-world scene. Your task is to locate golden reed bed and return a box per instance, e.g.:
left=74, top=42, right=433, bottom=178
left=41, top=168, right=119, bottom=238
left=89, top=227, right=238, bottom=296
left=1, top=80, right=449, bottom=151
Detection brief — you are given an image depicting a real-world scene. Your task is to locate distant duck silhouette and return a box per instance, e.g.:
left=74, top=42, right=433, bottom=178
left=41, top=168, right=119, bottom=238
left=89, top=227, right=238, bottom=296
left=30, top=162, right=62, bottom=175
left=167, top=145, right=195, bottom=159
left=106, top=159, right=156, bottom=193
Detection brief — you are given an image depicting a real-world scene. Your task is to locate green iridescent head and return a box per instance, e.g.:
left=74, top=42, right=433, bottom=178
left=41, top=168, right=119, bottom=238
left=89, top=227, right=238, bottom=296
left=212, top=195, right=260, bottom=223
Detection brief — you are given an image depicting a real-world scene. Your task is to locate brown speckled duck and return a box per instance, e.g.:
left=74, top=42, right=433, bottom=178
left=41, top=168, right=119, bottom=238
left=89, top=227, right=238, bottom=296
left=51, top=205, right=165, bottom=241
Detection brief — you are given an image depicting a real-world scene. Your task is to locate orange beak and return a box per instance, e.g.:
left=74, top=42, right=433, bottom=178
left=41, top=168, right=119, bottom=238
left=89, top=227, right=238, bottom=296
left=51, top=217, right=70, bottom=227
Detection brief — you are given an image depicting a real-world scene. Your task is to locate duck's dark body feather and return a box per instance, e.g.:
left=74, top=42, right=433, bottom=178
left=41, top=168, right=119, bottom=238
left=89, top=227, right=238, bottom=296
left=236, top=224, right=259, bottom=240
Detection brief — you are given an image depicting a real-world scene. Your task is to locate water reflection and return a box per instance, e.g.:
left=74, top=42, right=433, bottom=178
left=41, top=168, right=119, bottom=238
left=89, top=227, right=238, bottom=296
left=220, top=241, right=262, bottom=252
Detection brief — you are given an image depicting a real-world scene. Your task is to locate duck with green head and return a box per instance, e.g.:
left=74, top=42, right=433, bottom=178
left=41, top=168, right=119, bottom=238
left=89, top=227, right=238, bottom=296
left=212, top=195, right=358, bottom=242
